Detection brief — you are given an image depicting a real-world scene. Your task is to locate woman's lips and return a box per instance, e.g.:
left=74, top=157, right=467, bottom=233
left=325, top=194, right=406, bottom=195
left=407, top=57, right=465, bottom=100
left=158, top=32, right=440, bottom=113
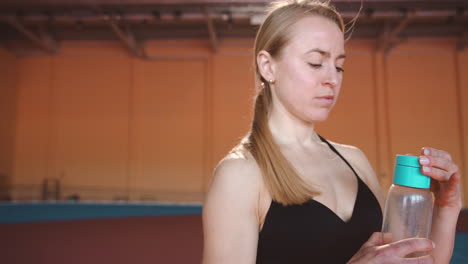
left=316, top=96, right=334, bottom=105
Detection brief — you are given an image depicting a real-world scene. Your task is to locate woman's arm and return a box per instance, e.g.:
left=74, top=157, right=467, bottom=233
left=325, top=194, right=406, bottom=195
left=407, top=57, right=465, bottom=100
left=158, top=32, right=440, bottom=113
left=418, top=147, right=463, bottom=264
left=202, top=155, right=261, bottom=264
left=430, top=205, right=460, bottom=263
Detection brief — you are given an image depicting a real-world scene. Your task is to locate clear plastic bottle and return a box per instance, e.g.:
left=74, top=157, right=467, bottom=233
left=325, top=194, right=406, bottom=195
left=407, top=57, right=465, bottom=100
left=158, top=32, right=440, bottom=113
left=382, top=155, right=434, bottom=258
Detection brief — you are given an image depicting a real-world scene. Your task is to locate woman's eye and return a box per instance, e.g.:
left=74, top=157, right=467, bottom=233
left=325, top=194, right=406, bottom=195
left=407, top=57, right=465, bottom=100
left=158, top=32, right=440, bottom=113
left=336, top=67, right=344, bottom=73
left=308, top=63, right=322, bottom=68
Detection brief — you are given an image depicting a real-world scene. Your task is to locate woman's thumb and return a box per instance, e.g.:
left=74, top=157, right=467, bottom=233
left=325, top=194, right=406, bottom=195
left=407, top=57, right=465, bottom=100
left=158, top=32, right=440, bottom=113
left=362, top=232, right=384, bottom=247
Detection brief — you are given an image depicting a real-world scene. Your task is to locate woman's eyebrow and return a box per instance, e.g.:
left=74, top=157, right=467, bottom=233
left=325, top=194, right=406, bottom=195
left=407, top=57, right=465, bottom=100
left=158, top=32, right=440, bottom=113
left=306, top=48, right=346, bottom=59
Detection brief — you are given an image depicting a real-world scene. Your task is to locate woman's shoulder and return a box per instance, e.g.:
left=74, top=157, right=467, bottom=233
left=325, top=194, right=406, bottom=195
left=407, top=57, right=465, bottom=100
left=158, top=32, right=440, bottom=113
left=206, top=146, right=263, bottom=203
left=325, top=140, right=374, bottom=178
left=321, top=138, right=363, bottom=161
left=326, top=141, right=370, bottom=174
left=214, top=147, right=262, bottom=182
left=323, top=139, right=364, bottom=162
left=325, top=139, right=385, bottom=205
left=202, top=147, right=263, bottom=263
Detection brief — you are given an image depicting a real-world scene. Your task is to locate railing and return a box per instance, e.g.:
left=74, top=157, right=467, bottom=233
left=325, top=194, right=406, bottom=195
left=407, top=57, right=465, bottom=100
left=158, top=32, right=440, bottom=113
left=0, top=181, right=204, bottom=203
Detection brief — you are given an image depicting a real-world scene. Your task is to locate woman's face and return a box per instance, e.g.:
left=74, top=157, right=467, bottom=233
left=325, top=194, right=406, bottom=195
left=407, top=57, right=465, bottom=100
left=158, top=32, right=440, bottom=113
left=269, top=15, right=345, bottom=123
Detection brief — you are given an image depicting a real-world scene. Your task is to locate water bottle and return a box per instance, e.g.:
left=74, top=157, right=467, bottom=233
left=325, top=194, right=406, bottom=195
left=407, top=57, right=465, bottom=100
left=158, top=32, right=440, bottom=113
left=382, top=155, right=434, bottom=257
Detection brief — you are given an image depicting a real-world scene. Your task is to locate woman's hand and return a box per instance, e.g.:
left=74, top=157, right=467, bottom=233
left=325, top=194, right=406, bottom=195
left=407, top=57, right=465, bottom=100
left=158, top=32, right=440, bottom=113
left=419, top=147, right=462, bottom=211
left=347, top=232, right=435, bottom=264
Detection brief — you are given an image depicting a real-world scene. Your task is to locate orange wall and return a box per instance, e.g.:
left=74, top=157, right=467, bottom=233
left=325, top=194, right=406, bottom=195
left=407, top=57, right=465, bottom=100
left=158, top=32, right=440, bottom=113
left=9, top=39, right=468, bottom=205
left=457, top=48, right=468, bottom=205
left=0, top=47, right=17, bottom=193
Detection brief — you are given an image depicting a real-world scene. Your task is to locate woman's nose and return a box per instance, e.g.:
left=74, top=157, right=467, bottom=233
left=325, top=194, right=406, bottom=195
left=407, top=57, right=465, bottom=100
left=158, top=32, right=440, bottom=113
left=323, top=65, right=338, bottom=88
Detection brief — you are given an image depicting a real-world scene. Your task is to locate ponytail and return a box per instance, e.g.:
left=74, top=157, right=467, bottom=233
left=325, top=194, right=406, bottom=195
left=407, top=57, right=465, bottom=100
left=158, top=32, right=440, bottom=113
left=243, top=84, right=320, bottom=205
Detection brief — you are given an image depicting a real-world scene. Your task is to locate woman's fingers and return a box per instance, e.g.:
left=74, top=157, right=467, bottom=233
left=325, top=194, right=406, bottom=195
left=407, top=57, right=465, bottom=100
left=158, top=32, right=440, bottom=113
left=421, top=147, right=452, bottom=161
left=361, top=232, right=384, bottom=248
left=349, top=237, right=435, bottom=264
left=419, top=150, right=459, bottom=181
left=386, top=238, right=435, bottom=258
left=420, top=165, right=454, bottom=182
left=400, top=255, right=434, bottom=264
left=418, top=147, right=462, bottom=209
left=382, top=232, right=393, bottom=245
left=362, top=232, right=393, bottom=247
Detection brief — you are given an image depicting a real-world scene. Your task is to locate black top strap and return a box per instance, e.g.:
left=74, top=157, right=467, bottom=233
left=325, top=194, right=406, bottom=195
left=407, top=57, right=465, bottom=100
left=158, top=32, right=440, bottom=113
left=317, top=134, right=361, bottom=180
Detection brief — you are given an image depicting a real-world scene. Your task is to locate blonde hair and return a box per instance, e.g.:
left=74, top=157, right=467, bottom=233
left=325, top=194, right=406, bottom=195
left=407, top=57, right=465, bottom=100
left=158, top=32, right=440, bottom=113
left=240, top=0, right=345, bottom=205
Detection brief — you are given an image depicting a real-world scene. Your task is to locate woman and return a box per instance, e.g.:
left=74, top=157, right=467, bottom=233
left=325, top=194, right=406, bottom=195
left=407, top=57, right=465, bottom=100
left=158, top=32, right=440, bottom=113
left=202, top=1, right=462, bottom=263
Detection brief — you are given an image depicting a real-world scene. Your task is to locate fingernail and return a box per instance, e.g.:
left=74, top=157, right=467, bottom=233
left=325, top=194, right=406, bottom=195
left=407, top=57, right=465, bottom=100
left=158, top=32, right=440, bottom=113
left=424, top=148, right=430, bottom=156
left=432, top=241, right=436, bottom=248
left=423, top=166, right=431, bottom=173
left=420, top=156, right=430, bottom=165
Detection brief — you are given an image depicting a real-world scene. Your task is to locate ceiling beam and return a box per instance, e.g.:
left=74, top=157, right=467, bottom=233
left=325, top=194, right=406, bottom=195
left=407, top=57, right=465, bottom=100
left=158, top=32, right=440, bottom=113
left=387, top=13, right=413, bottom=41
left=0, top=7, right=465, bottom=25
left=107, top=14, right=146, bottom=58
left=4, top=16, right=58, bottom=54
left=376, top=13, right=413, bottom=54
left=376, top=22, right=391, bottom=52
left=0, top=0, right=267, bottom=5
left=37, top=23, right=57, bottom=48
left=0, top=0, right=466, bottom=5
left=458, top=31, right=468, bottom=51
left=205, top=10, right=218, bottom=53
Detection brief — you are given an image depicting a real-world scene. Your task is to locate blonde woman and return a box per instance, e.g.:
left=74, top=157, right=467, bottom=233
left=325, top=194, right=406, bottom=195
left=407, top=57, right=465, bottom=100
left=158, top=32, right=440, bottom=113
left=203, top=1, right=462, bottom=263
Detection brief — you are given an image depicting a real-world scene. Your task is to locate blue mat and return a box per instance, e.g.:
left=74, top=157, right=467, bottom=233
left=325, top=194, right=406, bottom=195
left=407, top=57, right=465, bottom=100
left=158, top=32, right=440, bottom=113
left=452, top=232, right=468, bottom=264
left=0, top=201, right=202, bottom=224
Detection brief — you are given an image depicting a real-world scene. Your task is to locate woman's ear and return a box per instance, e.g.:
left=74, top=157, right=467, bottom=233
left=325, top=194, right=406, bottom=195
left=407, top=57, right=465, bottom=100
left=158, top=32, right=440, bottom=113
left=257, top=50, right=276, bottom=82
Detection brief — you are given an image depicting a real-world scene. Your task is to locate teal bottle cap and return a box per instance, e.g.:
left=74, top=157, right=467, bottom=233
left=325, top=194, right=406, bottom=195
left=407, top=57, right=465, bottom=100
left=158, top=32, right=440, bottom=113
left=394, top=155, right=431, bottom=189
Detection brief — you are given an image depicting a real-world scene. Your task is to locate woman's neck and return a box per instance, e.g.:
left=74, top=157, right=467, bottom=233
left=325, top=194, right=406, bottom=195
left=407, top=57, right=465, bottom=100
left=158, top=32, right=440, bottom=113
left=268, top=103, right=321, bottom=147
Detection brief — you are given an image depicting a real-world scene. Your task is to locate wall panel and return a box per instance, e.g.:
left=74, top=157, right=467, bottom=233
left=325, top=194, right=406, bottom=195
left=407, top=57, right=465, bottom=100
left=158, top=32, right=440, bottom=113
left=211, top=54, right=255, bottom=173
left=0, top=48, right=17, bottom=193
left=53, top=56, right=131, bottom=192
left=14, top=57, right=52, bottom=189
left=386, top=46, right=462, bottom=178
left=131, top=59, right=205, bottom=200
left=457, top=49, right=468, bottom=205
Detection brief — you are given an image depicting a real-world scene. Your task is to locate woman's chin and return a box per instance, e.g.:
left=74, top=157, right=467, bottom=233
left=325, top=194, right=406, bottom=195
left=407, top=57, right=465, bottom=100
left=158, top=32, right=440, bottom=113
left=304, top=106, right=333, bottom=122
left=302, top=114, right=330, bottom=124
left=310, top=111, right=331, bottom=122
left=313, top=117, right=329, bottom=123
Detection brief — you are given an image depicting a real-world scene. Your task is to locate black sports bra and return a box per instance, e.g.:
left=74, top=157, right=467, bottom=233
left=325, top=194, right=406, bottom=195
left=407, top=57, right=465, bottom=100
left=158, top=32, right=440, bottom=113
left=256, top=135, right=383, bottom=264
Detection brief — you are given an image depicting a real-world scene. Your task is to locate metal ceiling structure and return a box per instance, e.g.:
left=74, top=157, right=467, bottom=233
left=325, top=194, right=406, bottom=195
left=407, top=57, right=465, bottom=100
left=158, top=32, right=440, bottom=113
left=1, top=0, right=467, bottom=56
